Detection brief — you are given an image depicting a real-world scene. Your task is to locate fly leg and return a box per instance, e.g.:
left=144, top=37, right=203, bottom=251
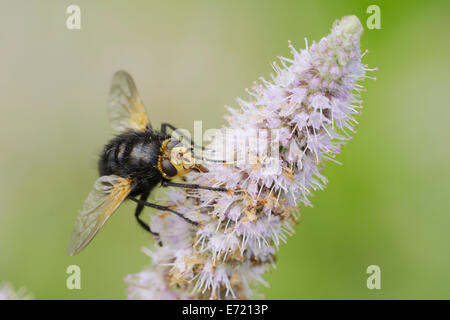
left=133, top=190, right=160, bottom=237
left=161, top=122, right=205, bottom=150
left=129, top=196, right=198, bottom=226
left=160, top=122, right=225, bottom=164
left=161, top=180, right=228, bottom=193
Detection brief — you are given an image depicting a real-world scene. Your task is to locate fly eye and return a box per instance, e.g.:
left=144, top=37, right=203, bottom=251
left=166, top=139, right=181, bottom=149
left=161, top=159, right=177, bottom=177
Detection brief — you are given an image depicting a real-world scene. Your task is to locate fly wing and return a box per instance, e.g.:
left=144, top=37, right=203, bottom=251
left=67, top=175, right=132, bottom=256
left=107, top=70, right=151, bottom=133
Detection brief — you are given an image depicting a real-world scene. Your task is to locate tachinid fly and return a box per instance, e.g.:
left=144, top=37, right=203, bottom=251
left=67, top=71, right=226, bottom=256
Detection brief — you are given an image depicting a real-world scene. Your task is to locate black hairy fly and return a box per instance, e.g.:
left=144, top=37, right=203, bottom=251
left=67, top=71, right=226, bottom=256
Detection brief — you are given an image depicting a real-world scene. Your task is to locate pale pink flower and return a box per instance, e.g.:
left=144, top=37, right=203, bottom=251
left=126, top=15, right=374, bottom=299
left=0, top=283, right=33, bottom=300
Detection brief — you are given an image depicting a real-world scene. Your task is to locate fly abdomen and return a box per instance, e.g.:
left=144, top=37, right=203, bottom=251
left=98, top=131, right=163, bottom=178
left=114, top=141, right=127, bottom=164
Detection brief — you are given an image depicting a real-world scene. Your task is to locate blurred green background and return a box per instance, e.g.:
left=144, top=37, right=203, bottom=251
left=0, top=0, right=449, bottom=299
